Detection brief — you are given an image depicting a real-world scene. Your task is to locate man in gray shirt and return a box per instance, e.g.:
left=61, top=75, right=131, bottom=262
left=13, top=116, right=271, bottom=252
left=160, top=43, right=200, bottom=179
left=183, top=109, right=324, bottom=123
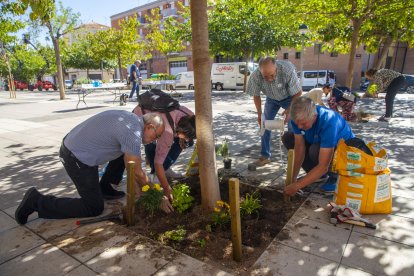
left=15, top=110, right=164, bottom=224
left=247, top=56, right=302, bottom=166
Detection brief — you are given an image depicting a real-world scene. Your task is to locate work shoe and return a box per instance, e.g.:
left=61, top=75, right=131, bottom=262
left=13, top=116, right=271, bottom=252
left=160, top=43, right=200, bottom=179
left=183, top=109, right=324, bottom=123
left=101, top=185, right=125, bottom=200
left=164, top=168, right=184, bottom=178
left=255, top=156, right=271, bottom=167
left=15, top=187, right=40, bottom=225
left=320, top=180, right=337, bottom=194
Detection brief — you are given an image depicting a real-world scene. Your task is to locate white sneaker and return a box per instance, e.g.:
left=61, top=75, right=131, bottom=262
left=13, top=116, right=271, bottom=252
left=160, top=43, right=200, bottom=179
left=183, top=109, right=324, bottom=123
left=165, top=168, right=184, bottom=178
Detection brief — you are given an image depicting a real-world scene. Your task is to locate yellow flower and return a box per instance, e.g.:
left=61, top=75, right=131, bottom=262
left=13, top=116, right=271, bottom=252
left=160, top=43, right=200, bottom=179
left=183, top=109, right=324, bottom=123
left=216, top=200, right=224, bottom=207
left=153, top=184, right=161, bottom=191
left=224, top=202, right=230, bottom=209
left=214, top=207, right=221, bottom=213
left=142, top=185, right=150, bottom=192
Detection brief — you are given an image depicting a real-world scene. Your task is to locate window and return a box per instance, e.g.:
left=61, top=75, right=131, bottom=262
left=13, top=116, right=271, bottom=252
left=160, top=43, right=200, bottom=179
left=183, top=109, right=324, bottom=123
left=304, top=71, right=326, bottom=78
left=330, top=51, right=338, bottom=57
left=295, top=52, right=301, bottom=59
left=283, top=53, right=289, bottom=60
left=169, top=61, right=188, bottom=68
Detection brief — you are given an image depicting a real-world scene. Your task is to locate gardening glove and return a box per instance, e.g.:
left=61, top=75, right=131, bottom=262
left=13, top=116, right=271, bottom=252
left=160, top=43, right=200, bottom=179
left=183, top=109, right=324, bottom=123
left=160, top=196, right=174, bottom=213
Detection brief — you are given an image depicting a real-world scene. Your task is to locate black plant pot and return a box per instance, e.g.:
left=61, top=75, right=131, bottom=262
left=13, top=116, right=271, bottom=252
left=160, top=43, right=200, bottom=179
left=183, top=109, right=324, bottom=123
left=223, top=158, right=232, bottom=169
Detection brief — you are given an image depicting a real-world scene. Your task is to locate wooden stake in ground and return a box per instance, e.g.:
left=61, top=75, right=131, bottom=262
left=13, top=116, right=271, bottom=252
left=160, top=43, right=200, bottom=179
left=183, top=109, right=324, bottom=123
left=284, top=149, right=295, bottom=202
left=229, top=178, right=242, bottom=262
left=126, top=161, right=136, bottom=226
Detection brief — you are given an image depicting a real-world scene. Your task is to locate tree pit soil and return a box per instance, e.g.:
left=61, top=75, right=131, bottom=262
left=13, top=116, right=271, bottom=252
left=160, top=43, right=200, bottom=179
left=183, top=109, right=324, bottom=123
left=128, top=174, right=306, bottom=274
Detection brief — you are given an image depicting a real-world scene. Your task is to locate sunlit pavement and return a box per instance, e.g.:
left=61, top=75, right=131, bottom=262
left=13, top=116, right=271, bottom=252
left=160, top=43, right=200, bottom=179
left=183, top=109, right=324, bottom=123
left=0, top=89, right=413, bottom=275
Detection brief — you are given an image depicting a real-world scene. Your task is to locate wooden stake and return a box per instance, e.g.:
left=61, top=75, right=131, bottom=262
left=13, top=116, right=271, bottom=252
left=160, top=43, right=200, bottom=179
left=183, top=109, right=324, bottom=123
left=229, top=178, right=242, bottom=262
left=284, top=149, right=295, bottom=202
left=126, top=161, right=136, bottom=226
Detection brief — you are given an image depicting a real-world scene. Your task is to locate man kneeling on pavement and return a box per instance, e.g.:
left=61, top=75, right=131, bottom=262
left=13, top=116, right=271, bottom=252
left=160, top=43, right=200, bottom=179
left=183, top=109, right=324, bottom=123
left=15, top=110, right=164, bottom=224
left=282, top=96, right=366, bottom=196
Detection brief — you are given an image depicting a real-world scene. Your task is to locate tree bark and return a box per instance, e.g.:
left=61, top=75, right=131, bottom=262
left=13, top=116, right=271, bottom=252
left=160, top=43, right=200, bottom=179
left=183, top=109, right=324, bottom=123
left=346, top=19, right=362, bottom=89
left=374, top=36, right=393, bottom=69
left=243, top=53, right=249, bottom=93
left=47, top=23, right=65, bottom=100
left=190, top=0, right=221, bottom=211
left=118, top=53, right=123, bottom=80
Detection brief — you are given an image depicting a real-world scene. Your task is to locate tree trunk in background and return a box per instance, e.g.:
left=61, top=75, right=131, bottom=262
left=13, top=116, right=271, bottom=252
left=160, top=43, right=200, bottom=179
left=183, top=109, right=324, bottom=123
left=118, top=53, right=123, bottom=80
left=374, top=36, right=393, bottom=69
left=47, top=24, right=65, bottom=100
left=346, top=19, right=362, bottom=89
left=190, top=0, right=221, bottom=211
left=243, top=53, right=249, bottom=93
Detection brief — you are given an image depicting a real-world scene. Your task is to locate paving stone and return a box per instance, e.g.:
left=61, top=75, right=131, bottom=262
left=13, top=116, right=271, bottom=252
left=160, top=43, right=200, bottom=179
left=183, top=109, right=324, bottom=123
left=392, top=195, right=414, bottom=220
left=0, top=243, right=79, bottom=275
left=52, top=221, right=132, bottom=263
left=154, top=254, right=231, bottom=276
left=275, top=218, right=351, bottom=262
left=251, top=241, right=338, bottom=276
left=336, top=265, right=375, bottom=276
left=0, top=226, right=45, bottom=264
left=65, top=265, right=97, bottom=276
left=0, top=211, right=18, bottom=233
left=342, top=232, right=414, bottom=276
left=26, top=217, right=79, bottom=241
left=86, top=235, right=175, bottom=275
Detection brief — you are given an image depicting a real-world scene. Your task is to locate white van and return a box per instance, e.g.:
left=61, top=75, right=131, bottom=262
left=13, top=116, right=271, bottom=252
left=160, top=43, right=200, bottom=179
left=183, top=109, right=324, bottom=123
left=211, top=62, right=258, bottom=90
left=297, top=70, right=336, bottom=91
left=175, top=71, right=194, bottom=90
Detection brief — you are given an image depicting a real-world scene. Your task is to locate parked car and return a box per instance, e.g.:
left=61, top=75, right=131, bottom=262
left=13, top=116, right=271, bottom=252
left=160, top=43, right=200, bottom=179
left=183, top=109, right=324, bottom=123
left=297, top=70, right=336, bottom=91
left=65, top=79, right=74, bottom=89
left=402, top=74, right=414, bottom=93
left=5, top=80, right=29, bottom=91
left=28, top=80, right=57, bottom=91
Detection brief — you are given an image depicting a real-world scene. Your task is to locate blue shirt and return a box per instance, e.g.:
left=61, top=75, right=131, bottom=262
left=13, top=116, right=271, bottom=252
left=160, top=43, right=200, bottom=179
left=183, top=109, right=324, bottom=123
left=291, top=106, right=355, bottom=148
left=130, top=64, right=140, bottom=81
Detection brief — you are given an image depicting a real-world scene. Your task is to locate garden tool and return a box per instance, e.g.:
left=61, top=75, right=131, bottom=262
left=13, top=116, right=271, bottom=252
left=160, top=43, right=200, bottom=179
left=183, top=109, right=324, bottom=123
left=75, top=210, right=125, bottom=226
left=329, top=202, right=376, bottom=229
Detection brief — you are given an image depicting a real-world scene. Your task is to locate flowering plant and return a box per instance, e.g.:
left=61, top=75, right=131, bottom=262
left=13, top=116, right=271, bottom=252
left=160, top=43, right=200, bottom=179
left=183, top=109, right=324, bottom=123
left=211, top=200, right=230, bottom=226
left=137, top=183, right=164, bottom=216
left=172, top=183, right=194, bottom=214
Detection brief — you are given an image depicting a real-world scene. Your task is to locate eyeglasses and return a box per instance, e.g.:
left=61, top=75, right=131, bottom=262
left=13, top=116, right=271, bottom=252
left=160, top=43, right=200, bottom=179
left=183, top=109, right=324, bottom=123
left=150, top=125, right=161, bottom=140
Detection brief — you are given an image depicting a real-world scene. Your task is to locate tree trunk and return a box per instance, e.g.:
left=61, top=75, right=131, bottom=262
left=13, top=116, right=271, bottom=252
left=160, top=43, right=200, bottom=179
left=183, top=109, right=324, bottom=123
left=47, top=24, right=65, bottom=100
left=374, top=36, right=393, bottom=69
left=243, top=53, right=249, bottom=93
left=190, top=0, right=221, bottom=211
left=118, top=53, right=123, bottom=80
left=346, top=19, right=362, bottom=89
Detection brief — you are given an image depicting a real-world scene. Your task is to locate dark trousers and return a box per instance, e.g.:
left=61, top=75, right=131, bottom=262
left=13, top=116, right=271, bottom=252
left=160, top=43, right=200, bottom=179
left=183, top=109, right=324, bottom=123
left=129, top=80, right=139, bottom=98
left=36, top=142, right=104, bottom=219
left=145, top=137, right=192, bottom=174
left=282, top=132, right=320, bottom=173
left=385, top=76, right=406, bottom=117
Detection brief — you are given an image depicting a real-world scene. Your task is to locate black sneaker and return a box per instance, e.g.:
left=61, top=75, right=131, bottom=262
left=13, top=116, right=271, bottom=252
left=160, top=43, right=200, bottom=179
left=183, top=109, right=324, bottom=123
left=101, top=185, right=125, bottom=200
left=15, top=187, right=40, bottom=225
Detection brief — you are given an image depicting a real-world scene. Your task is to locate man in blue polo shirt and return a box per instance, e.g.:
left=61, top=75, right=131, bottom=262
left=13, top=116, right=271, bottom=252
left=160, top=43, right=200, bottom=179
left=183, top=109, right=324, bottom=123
left=282, top=96, right=355, bottom=195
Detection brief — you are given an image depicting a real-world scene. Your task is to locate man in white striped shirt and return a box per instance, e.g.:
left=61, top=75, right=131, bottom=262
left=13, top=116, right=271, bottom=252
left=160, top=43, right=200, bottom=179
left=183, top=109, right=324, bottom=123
left=247, top=57, right=302, bottom=166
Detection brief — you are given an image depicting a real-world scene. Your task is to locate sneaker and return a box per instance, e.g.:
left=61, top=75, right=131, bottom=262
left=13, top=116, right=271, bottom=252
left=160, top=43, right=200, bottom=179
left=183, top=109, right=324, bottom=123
left=378, top=116, right=390, bottom=122
left=15, top=187, right=40, bottom=225
left=164, top=168, right=184, bottom=178
left=254, top=156, right=271, bottom=167
left=314, top=174, right=329, bottom=183
left=320, top=181, right=337, bottom=194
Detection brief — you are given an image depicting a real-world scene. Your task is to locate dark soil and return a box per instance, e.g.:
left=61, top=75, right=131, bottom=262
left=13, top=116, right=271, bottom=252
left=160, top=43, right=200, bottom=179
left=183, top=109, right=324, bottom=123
left=128, top=172, right=305, bottom=275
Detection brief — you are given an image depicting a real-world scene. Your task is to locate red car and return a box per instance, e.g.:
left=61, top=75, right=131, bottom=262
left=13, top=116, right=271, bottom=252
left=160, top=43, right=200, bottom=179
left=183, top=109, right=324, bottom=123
left=4, top=80, right=29, bottom=91
left=29, top=80, right=57, bottom=91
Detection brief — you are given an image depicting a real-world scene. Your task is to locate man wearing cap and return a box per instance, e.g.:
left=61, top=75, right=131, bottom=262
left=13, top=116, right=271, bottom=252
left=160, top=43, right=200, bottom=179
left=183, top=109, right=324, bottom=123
left=129, top=60, right=142, bottom=99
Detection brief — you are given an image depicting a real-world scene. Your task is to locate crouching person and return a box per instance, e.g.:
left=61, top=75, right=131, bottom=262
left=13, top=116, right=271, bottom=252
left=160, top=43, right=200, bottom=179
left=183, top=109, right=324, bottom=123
left=15, top=110, right=164, bottom=224
left=282, top=97, right=356, bottom=195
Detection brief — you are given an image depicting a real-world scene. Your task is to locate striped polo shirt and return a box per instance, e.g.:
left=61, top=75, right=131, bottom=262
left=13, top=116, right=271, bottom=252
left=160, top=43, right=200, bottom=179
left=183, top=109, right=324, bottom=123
left=247, top=60, right=301, bottom=100
left=64, top=110, right=144, bottom=166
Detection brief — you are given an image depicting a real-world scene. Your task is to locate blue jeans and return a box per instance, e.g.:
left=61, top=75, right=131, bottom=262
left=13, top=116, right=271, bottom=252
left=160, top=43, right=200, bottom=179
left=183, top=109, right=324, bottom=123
left=129, top=81, right=139, bottom=98
left=145, top=137, right=193, bottom=174
left=261, top=96, right=292, bottom=158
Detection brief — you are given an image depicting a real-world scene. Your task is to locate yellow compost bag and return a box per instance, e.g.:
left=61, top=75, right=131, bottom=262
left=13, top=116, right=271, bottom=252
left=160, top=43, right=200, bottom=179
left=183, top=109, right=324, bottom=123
left=186, top=144, right=199, bottom=176
left=333, top=168, right=392, bottom=214
left=332, top=139, right=388, bottom=175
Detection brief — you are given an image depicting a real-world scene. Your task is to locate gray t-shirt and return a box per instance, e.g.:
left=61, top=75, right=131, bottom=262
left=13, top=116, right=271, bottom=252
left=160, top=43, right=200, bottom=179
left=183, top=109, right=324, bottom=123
left=64, top=110, right=143, bottom=166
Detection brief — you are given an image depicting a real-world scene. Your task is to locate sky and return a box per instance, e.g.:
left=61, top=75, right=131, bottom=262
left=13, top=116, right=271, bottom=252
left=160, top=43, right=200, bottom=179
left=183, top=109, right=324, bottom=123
left=59, top=0, right=153, bottom=26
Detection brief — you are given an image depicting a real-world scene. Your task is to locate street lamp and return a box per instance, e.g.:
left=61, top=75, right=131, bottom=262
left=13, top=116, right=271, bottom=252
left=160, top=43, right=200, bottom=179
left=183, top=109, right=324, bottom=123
left=298, top=24, right=308, bottom=88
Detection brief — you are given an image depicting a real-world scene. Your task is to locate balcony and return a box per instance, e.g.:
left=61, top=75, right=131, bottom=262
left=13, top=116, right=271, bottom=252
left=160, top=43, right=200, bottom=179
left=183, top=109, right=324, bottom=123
left=161, top=8, right=177, bottom=18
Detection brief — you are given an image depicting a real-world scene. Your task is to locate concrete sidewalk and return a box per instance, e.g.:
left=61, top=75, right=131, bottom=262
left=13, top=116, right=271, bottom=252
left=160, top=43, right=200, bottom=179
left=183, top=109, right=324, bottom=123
left=0, top=90, right=413, bottom=275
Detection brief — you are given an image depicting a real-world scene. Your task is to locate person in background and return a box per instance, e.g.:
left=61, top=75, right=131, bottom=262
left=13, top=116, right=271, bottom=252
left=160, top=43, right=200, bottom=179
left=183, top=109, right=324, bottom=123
left=247, top=56, right=302, bottom=166
left=323, top=84, right=357, bottom=122
left=15, top=111, right=164, bottom=224
left=129, top=60, right=142, bottom=99
left=365, top=68, right=407, bottom=122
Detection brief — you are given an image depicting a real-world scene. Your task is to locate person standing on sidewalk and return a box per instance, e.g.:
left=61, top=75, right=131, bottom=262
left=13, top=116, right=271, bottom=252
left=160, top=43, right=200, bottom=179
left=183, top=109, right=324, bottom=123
left=129, top=60, right=141, bottom=99
left=15, top=110, right=165, bottom=224
left=365, top=68, right=407, bottom=122
left=247, top=56, right=302, bottom=166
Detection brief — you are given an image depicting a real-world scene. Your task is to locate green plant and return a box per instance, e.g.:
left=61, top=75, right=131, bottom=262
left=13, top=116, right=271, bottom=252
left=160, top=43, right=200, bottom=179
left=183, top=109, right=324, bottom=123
left=212, top=200, right=230, bottom=226
left=137, top=183, right=164, bottom=216
left=198, top=238, right=206, bottom=248
left=172, top=183, right=194, bottom=214
left=159, top=225, right=186, bottom=244
left=367, top=83, right=377, bottom=96
left=216, top=138, right=229, bottom=160
left=240, top=191, right=262, bottom=218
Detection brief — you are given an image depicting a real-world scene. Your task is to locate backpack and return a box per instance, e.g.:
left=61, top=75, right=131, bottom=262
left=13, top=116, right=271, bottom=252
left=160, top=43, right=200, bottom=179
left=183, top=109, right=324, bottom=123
left=137, top=89, right=188, bottom=132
